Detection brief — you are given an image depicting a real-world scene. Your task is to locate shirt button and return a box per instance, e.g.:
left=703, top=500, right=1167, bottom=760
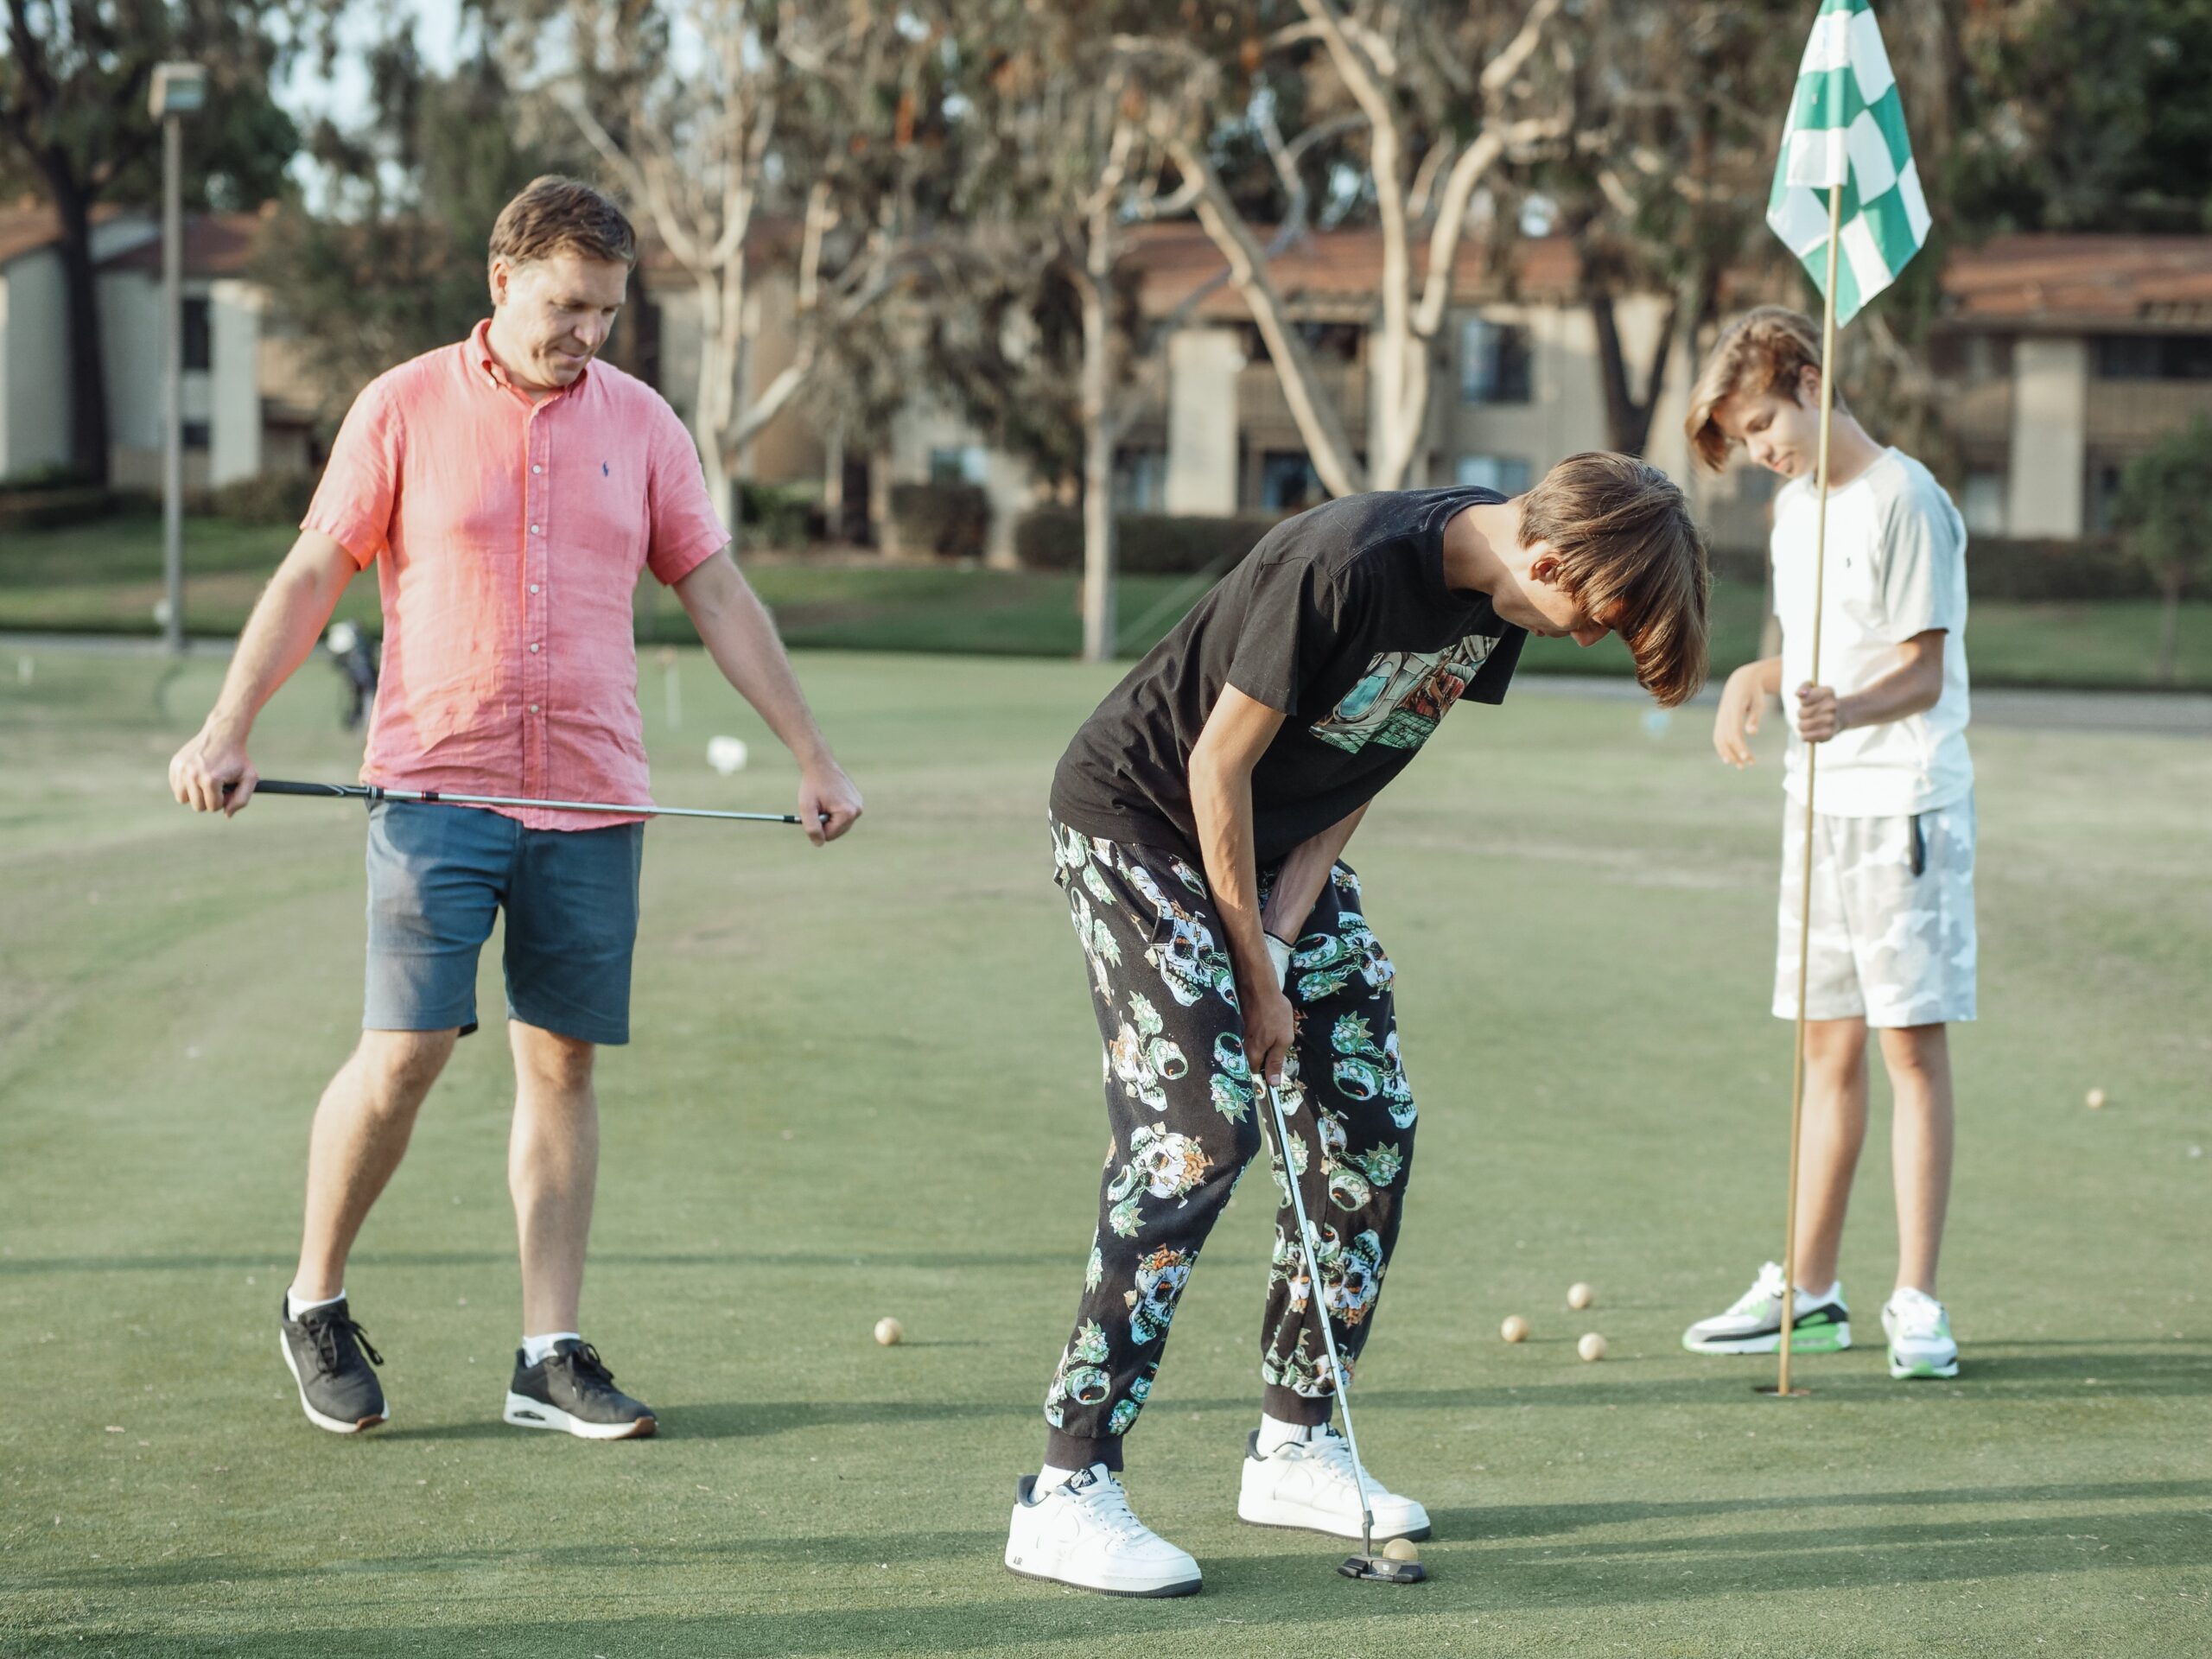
left=529, top=643, right=540, bottom=653
left=531, top=465, right=543, bottom=474
left=531, top=524, right=543, bottom=535
left=530, top=703, right=540, bottom=714
left=529, top=583, right=539, bottom=594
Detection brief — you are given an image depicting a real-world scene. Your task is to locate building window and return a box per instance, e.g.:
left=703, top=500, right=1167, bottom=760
left=1460, top=317, right=1531, bottom=404
left=1261, top=452, right=1325, bottom=512
left=927, top=445, right=988, bottom=485
left=182, top=297, right=212, bottom=372
left=1456, top=454, right=1531, bottom=495
left=2094, top=334, right=2212, bottom=380
left=1961, top=471, right=2006, bottom=536
left=2084, top=459, right=2127, bottom=533
left=1115, top=449, right=1166, bottom=512
left=181, top=421, right=211, bottom=451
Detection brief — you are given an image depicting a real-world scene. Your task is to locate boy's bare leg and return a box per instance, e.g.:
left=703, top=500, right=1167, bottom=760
left=1790, top=1016, right=1870, bottom=1294
left=508, top=1020, right=600, bottom=1336
left=1878, top=1023, right=1954, bottom=1296
left=294, top=1029, right=459, bottom=1300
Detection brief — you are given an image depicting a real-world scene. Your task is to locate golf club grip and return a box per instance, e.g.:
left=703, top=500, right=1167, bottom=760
left=242, top=779, right=371, bottom=799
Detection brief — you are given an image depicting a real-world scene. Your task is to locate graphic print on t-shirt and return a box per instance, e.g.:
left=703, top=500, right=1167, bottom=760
left=1310, top=632, right=1501, bottom=753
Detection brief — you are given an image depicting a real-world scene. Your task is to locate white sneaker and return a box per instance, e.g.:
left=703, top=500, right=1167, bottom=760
left=1236, top=1427, right=1431, bottom=1541
left=1881, top=1287, right=1959, bottom=1379
left=1681, top=1262, right=1851, bottom=1356
left=1004, top=1465, right=1203, bottom=1598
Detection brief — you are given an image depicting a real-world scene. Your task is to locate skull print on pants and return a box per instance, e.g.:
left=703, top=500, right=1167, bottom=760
left=1042, top=820, right=1418, bottom=1471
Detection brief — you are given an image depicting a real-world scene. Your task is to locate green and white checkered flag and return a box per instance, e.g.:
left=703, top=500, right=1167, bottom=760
left=1767, top=0, right=1929, bottom=326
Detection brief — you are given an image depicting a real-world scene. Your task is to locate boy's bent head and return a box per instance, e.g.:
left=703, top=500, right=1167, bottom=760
left=1522, top=452, right=1711, bottom=709
left=1684, top=306, right=1847, bottom=479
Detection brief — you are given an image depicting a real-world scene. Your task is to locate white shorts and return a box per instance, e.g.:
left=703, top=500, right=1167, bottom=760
left=1773, top=793, right=1977, bottom=1027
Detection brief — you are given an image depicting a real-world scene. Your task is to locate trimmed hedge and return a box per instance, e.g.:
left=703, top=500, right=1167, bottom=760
left=1700, top=536, right=2163, bottom=602
left=889, top=480, right=990, bottom=560
left=195, top=471, right=320, bottom=526
left=737, top=481, right=823, bottom=551
left=0, top=486, right=133, bottom=532
left=1014, top=507, right=1283, bottom=575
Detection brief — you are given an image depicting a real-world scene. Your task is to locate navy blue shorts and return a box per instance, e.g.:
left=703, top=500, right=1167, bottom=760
left=363, top=802, right=644, bottom=1046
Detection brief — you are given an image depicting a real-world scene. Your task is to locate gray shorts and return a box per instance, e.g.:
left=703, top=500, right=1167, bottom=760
left=1773, top=792, right=1977, bottom=1028
left=364, top=801, right=644, bottom=1046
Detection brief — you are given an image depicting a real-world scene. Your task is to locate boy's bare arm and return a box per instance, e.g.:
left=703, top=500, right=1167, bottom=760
left=1797, top=630, right=1946, bottom=743
left=1260, top=803, right=1369, bottom=946
left=1713, top=654, right=1783, bottom=767
left=1189, top=686, right=1293, bottom=1082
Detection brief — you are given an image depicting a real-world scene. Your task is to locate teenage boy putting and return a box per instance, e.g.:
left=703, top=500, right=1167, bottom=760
left=1006, top=454, right=1710, bottom=1596
left=1680, top=305, right=1974, bottom=1382
left=168, top=177, right=862, bottom=1440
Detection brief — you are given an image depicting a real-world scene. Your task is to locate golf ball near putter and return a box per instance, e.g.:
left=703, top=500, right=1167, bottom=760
left=874, top=1317, right=904, bottom=1346
left=1567, top=1282, right=1594, bottom=1310
left=2086, top=1087, right=2107, bottom=1109
left=1382, top=1537, right=1421, bottom=1562
left=1500, top=1315, right=1529, bottom=1343
left=1578, top=1332, right=1608, bottom=1363
left=708, top=735, right=750, bottom=776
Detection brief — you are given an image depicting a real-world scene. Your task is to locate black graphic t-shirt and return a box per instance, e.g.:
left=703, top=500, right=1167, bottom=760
left=1052, top=486, right=1525, bottom=862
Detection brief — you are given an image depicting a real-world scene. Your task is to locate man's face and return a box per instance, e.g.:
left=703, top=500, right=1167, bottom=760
left=1493, top=549, right=1622, bottom=648
left=488, top=251, right=629, bottom=389
left=1713, top=367, right=1824, bottom=479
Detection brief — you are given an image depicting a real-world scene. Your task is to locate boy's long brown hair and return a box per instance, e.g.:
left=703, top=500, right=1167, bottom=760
left=1520, top=452, right=1711, bottom=709
left=1682, top=305, right=1843, bottom=473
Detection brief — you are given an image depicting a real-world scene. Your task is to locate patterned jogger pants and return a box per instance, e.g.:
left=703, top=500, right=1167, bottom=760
left=1041, top=820, right=1418, bottom=1472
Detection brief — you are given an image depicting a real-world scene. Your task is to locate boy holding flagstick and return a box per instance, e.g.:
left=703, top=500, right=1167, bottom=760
left=1677, top=0, right=1972, bottom=1390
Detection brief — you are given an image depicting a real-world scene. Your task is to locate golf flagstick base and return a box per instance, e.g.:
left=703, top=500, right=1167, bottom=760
left=1768, top=178, right=1847, bottom=1403
left=1262, top=1078, right=1426, bottom=1586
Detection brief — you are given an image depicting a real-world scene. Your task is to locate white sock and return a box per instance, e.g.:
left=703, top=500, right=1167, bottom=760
left=1257, top=1413, right=1322, bottom=1456
left=286, top=1287, right=345, bottom=1321
left=1795, top=1281, right=1840, bottom=1306
left=1033, top=1463, right=1080, bottom=1495
left=522, top=1332, right=581, bottom=1365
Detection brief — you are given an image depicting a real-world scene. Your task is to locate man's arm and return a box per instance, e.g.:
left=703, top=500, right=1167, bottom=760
left=1713, top=655, right=1783, bottom=768
left=168, top=531, right=359, bottom=815
left=672, top=548, right=862, bottom=846
left=1796, top=631, right=1947, bottom=743
left=1189, top=685, right=1294, bottom=1082
left=1261, top=802, right=1369, bottom=948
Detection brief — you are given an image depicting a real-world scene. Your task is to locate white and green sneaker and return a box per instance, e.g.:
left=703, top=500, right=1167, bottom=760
left=1681, top=1262, right=1852, bottom=1356
left=1881, top=1288, right=1959, bottom=1379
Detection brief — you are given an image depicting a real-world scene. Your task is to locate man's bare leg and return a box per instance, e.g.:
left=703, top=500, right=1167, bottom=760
left=1878, top=1023, right=1954, bottom=1296
left=1790, top=1015, right=1871, bottom=1294
left=508, top=1020, right=599, bottom=1336
left=293, top=1029, right=459, bottom=1300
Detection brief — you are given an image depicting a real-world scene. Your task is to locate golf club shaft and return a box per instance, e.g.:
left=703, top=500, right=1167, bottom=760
left=1262, top=1078, right=1376, bottom=1558
left=245, top=779, right=807, bottom=824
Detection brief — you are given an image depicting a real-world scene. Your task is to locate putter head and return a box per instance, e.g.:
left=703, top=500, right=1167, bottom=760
left=1338, top=1554, right=1427, bottom=1585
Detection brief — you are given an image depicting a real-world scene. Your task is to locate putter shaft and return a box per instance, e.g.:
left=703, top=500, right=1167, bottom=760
left=242, top=779, right=806, bottom=824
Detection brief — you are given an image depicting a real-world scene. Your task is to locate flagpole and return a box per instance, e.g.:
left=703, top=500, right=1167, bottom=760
left=1770, top=179, right=1844, bottom=1401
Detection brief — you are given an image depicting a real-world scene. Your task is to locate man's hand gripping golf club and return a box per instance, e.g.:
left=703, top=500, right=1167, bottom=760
left=1260, top=934, right=1427, bottom=1587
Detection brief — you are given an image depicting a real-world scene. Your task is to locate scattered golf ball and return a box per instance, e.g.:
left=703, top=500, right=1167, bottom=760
left=2086, top=1087, right=2107, bottom=1110
left=1500, top=1314, right=1529, bottom=1343
left=874, top=1317, right=904, bottom=1346
left=1578, top=1332, right=1608, bottom=1363
left=707, top=735, right=750, bottom=776
left=1382, top=1536, right=1421, bottom=1562
left=1567, top=1282, right=1595, bottom=1310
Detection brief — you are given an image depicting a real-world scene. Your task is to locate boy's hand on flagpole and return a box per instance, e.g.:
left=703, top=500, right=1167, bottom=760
left=1796, top=683, right=1847, bottom=744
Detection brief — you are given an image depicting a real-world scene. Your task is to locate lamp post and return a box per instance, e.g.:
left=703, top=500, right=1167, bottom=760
left=149, top=61, right=207, bottom=657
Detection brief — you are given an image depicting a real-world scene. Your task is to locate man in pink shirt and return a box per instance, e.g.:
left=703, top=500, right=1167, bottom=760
left=168, top=177, right=863, bottom=1440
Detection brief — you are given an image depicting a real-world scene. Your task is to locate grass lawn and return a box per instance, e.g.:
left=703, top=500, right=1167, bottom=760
left=7, top=511, right=2210, bottom=690
left=1, top=648, right=2208, bottom=1658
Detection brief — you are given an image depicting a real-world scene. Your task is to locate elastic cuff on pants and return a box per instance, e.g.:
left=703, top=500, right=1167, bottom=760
left=1262, top=1385, right=1333, bottom=1428
left=1044, top=1429, right=1124, bottom=1473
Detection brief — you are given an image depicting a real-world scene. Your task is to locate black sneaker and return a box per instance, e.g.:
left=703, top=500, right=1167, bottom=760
left=278, top=1296, right=389, bottom=1433
left=503, top=1339, right=657, bottom=1440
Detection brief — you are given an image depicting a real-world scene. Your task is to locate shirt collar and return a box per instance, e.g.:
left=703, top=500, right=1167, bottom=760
left=467, top=318, right=589, bottom=397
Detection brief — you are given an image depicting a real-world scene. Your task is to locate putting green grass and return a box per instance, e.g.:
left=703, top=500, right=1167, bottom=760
left=2, top=648, right=2207, bottom=1657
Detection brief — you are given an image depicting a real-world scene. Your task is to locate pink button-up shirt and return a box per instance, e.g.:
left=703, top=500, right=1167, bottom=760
left=303, top=320, right=727, bottom=829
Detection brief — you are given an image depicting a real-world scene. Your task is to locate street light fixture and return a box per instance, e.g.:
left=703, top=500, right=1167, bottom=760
left=149, top=62, right=207, bottom=656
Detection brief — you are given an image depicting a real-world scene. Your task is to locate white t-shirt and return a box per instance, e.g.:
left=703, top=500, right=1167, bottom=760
left=1771, top=448, right=1973, bottom=817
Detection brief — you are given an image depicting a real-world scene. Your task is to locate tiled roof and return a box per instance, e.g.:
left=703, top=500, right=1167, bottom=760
left=1124, top=222, right=1580, bottom=321
left=97, top=212, right=265, bottom=276
left=1942, top=235, right=2212, bottom=327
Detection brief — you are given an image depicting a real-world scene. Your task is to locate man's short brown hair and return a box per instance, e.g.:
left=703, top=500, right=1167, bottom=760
left=1683, top=305, right=1845, bottom=473
left=488, top=175, right=637, bottom=271
left=1521, top=451, right=1711, bottom=709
